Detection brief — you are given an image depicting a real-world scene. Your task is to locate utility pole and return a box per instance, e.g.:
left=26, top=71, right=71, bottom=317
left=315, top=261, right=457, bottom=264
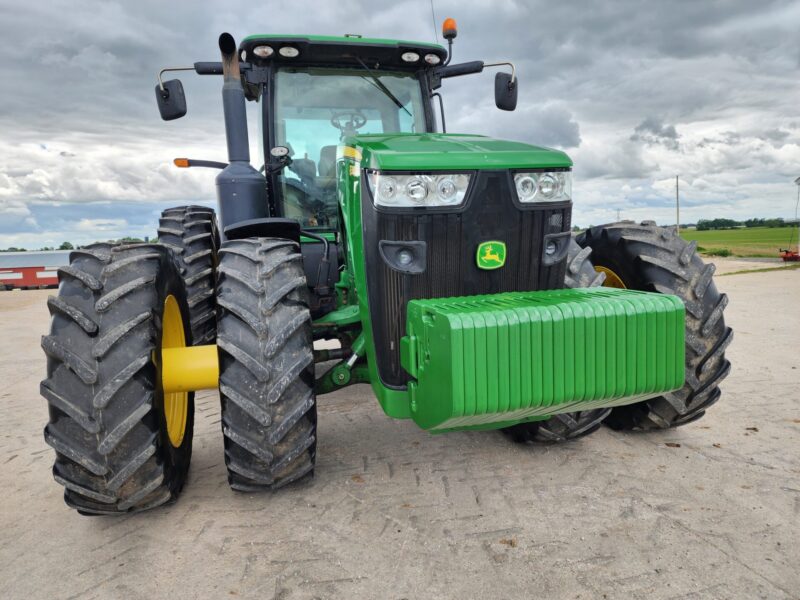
left=616, top=208, right=621, bottom=221
left=675, top=175, right=680, bottom=233
left=793, top=177, right=800, bottom=251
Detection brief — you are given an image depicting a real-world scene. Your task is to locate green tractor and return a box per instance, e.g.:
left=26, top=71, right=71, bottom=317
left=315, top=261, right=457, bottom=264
left=41, top=22, right=732, bottom=513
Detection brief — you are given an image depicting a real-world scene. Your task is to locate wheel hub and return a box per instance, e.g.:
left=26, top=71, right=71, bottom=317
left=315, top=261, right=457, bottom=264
left=594, top=265, right=627, bottom=289
left=161, top=295, right=190, bottom=447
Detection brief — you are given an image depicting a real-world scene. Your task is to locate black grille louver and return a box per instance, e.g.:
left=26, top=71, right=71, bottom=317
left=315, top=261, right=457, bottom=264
left=362, top=171, right=571, bottom=387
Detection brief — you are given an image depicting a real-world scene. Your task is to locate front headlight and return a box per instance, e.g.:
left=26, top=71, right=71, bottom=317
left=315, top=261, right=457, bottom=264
left=367, top=172, right=471, bottom=208
left=514, top=171, right=572, bottom=203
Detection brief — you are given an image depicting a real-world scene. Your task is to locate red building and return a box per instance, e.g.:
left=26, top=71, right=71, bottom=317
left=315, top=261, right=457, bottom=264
left=0, top=251, right=70, bottom=290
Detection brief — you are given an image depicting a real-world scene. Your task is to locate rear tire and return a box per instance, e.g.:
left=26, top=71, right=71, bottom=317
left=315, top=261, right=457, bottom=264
left=41, top=244, right=194, bottom=514
left=579, top=221, right=733, bottom=430
left=157, top=206, right=219, bottom=345
left=216, top=238, right=317, bottom=491
left=502, top=238, right=611, bottom=443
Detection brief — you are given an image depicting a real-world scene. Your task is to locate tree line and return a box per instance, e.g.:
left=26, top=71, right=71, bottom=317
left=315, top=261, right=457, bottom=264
left=695, top=217, right=795, bottom=231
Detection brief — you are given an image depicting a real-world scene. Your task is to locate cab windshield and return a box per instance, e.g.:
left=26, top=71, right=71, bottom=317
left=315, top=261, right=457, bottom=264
left=273, top=67, right=427, bottom=229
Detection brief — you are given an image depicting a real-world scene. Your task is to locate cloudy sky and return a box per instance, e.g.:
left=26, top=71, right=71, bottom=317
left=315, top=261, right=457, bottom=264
left=1, top=0, right=799, bottom=248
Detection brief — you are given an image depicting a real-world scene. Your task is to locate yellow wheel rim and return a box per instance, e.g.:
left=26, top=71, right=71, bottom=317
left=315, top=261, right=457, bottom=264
left=162, top=295, right=189, bottom=447
left=595, top=265, right=627, bottom=289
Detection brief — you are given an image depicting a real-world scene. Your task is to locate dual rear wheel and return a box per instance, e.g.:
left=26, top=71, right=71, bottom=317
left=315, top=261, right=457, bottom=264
left=42, top=207, right=317, bottom=513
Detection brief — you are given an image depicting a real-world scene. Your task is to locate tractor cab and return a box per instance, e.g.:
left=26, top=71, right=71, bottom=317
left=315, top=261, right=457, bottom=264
left=156, top=28, right=519, bottom=316
left=246, top=35, right=444, bottom=230
left=156, top=30, right=516, bottom=228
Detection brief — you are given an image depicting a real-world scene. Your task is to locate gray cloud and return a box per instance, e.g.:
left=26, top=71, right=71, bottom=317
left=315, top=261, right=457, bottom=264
left=631, top=117, right=681, bottom=150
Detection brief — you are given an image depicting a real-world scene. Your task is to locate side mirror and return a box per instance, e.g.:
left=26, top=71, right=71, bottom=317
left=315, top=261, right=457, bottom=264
left=155, top=79, right=187, bottom=121
left=495, top=72, right=518, bottom=111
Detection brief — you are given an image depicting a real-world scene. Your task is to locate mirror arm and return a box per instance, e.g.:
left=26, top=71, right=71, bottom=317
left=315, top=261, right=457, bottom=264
left=483, top=61, right=516, bottom=84
left=157, top=66, right=196, bottom=93
left=434, top=60, right=485, bottom=82
left=156, top=63, right=252, bottom=93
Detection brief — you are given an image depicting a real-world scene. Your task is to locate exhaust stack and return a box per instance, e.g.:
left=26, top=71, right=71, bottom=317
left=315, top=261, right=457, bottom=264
left=219, top=33, right=249, bottom=163
left=215, top=32, right=268, bottom=237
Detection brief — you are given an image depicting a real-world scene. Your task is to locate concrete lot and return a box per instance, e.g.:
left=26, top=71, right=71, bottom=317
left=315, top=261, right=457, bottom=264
left=1, top=264, right=798, bottom=599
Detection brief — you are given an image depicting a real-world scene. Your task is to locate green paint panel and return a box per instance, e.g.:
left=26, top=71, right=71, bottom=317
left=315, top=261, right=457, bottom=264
left=401, top=288, right=685, bottom=430
left=351, top=133, right=572, bottom=171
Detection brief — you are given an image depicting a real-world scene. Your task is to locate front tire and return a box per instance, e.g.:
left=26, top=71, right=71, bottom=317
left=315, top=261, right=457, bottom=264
left=216, top=238, right=317, bottom=491
left=41, top=244, right=194, bottom=514
left=579, top=221, right=733, bottom=430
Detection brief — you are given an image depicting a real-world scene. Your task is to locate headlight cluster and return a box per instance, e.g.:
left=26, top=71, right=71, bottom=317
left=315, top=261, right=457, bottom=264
left=367, top=172, right=471, bottom=208
left=514, top=171, right=572, bottom=203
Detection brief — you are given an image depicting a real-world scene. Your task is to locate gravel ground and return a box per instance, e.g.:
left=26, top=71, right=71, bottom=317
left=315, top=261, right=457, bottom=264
left=710, top=256, right=790, bottom=274
left=0, top=268, right=798, bottom=599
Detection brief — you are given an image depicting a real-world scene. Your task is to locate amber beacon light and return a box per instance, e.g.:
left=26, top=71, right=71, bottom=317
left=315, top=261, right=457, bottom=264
left=442, top=18, right=458, bottom=40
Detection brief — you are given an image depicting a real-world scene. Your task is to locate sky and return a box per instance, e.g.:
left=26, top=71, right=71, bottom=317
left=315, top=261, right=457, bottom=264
left=1, top=0, right=799, bottom=248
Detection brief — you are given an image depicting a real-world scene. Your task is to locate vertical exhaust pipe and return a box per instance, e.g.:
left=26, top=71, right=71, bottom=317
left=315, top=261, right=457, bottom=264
left=215, top=32, right=268, bottom=238
left=219, top=33, right=249, bottom=163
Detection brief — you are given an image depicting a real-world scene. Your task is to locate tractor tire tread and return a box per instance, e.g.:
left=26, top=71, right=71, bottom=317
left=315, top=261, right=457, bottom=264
left=157, top=206, right=219, bottom=345
left=217, top=238, right=317, bottom=492
left=578, top=221, right=732, bottom=430
left=41, top=244, right=193, bottom=513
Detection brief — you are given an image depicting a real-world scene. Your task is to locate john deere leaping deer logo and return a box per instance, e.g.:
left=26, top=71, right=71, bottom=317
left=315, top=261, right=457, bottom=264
left=476, top=241, right=507, bottom=270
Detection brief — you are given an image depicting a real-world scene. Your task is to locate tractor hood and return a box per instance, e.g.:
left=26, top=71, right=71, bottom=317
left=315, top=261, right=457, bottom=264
left=347, top=133, right=572, bottom=171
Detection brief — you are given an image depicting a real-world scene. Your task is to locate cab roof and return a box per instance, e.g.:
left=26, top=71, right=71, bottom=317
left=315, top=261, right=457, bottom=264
left=240, top=34, right=447, bottom=69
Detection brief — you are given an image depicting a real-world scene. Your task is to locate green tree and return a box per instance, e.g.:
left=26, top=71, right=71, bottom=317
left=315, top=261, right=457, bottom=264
left=696, top=218, right=741, bottom=231
left=58, top=241, right=74, bottom=250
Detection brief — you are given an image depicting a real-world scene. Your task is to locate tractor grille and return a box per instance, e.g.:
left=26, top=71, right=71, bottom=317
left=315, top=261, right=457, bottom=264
left=362, top=170, right=571, bottom=387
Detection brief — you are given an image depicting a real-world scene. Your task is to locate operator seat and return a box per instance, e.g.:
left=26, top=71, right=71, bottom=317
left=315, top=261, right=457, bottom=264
left=318, top=145, right=337, bottom=179
left=317, top=145, right=338, bottom=194
left=290, top=157, right=317, bottom=188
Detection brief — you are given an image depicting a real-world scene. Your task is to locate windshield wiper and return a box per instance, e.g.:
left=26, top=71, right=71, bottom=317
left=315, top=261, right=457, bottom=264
left=355, top=57, right=412, bottom=117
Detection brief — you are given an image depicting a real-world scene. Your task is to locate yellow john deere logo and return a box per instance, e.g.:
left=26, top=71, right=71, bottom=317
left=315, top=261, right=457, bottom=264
left=476, top=241, right=507, bottom=270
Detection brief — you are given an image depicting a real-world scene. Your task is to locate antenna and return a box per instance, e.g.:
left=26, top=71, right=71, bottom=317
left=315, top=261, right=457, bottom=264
left=429, top=0, right=439, bottom=44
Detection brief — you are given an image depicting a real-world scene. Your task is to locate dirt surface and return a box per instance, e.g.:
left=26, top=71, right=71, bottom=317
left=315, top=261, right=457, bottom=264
left=1, top=270, right=798, bottom=599
left=706, top=256, right=787, bottom=275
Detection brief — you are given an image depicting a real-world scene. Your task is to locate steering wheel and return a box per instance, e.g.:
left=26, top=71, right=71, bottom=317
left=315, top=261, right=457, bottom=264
left=330, top=110, right=367, bottom=137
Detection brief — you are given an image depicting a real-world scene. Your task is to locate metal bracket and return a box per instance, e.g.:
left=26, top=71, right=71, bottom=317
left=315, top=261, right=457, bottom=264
left=483, top=61, right=516, bottom=84
left=157, top=66, right=196, bottom=92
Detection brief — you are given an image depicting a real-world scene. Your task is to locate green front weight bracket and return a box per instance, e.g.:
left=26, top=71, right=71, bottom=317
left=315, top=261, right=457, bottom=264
left=400, top=287, right=686, bottom=431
